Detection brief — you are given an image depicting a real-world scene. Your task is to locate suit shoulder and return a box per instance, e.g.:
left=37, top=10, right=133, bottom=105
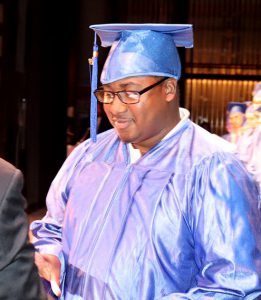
left=0, top=159, right=22, bottom=202
left=0, top=158, right=17, bottom=177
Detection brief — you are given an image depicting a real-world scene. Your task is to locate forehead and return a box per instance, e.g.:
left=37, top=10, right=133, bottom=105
left=229, top=112, right=244, bottom=117
left=103, top=76, right=157, bottom=89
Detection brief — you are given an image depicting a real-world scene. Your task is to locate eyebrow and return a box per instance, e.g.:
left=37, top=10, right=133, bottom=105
left=101, top=81, right=142, bottom=90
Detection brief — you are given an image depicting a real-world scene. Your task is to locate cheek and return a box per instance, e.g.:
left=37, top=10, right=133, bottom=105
left=103, top=106, right=112, bottom=120
left=128, top=103, right=150, bottom=127
left=103, top=104, right=109, bottom=114
left=132, top=104, right=162, bottom=133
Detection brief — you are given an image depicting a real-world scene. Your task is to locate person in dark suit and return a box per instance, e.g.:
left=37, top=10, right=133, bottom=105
left=0, top=158, right=46, bottom=300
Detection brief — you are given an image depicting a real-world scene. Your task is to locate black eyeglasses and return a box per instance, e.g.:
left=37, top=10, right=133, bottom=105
left=94, top=77, right=168, bottom=104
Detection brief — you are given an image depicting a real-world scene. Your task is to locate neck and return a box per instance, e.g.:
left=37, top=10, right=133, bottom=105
left=132, top=117, right=181, bottom=155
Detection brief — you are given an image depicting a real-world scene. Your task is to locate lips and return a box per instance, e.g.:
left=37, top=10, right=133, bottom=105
left=112, top=118, right=132, bottom=130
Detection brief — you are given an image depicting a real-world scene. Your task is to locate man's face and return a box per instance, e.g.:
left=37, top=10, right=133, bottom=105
left=229, top=112, right=244, bottom=130
left=102, top=76, right=177, bottom=152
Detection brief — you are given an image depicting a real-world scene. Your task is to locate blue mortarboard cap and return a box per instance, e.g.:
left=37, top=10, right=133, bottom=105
left=227, top=102, right=247, bottom=114
left=88, top=23, right=193, bottom=141
left=90, top=23, right=193, bottom=84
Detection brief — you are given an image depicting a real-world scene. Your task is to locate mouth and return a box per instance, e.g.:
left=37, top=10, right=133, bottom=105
left=112, top=118, right=132, bottom=130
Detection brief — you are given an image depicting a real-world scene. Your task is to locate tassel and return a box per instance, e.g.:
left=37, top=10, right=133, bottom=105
left=89, top=33, right=98, bottom=142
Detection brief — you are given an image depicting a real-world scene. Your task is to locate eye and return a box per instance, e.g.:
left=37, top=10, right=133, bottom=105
left=104, top=91, right=114, bottom=98
left=125, top=91, right=140, bottom=100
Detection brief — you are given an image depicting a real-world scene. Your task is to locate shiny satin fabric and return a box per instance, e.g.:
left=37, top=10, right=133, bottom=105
left=31, top=119, right=261, bottom=299
left=100, top=30, right=182, bottom=83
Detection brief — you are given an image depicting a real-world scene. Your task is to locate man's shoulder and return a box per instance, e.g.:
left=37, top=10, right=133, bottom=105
left=178, top=122, right=239, bottom=174
left=97, top=128, right=117, bottom=139
left=67, top=129, right=119, bottom=166
left=191, top=123, right=236, bottom=153
left=89, top=129, right=118, bottom=149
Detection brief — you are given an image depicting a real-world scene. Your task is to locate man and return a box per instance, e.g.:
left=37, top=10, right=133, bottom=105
left=31, top=24, right=261, bottom=299
left=0, top=158, right=46, bottom=300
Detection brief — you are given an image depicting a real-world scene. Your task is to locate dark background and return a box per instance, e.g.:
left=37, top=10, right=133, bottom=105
left=0, top=0, right=260, bottom=210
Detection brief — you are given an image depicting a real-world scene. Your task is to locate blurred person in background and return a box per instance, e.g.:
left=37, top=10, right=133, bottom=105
left=222, top=101, right=246, bottom=144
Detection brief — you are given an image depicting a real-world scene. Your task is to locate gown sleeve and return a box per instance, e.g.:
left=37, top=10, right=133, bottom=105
left=162, top=152, right=261, bottom=299
left=30, top=141, right=90, bottom=257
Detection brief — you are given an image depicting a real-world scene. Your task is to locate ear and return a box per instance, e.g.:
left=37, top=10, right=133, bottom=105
left=164, top=78, right=177, bottom=102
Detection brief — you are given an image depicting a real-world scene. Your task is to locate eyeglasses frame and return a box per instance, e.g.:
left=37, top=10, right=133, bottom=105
left=94, top=76, right=169, bottom=104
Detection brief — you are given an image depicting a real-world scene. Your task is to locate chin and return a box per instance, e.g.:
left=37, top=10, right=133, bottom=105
left=117, top=132, right=136, bottom=144
left=118, top=136, right=132, bottom=143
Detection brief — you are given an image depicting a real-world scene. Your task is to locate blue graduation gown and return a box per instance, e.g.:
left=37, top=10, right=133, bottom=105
left=31, top=118, right=261, bottom=299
